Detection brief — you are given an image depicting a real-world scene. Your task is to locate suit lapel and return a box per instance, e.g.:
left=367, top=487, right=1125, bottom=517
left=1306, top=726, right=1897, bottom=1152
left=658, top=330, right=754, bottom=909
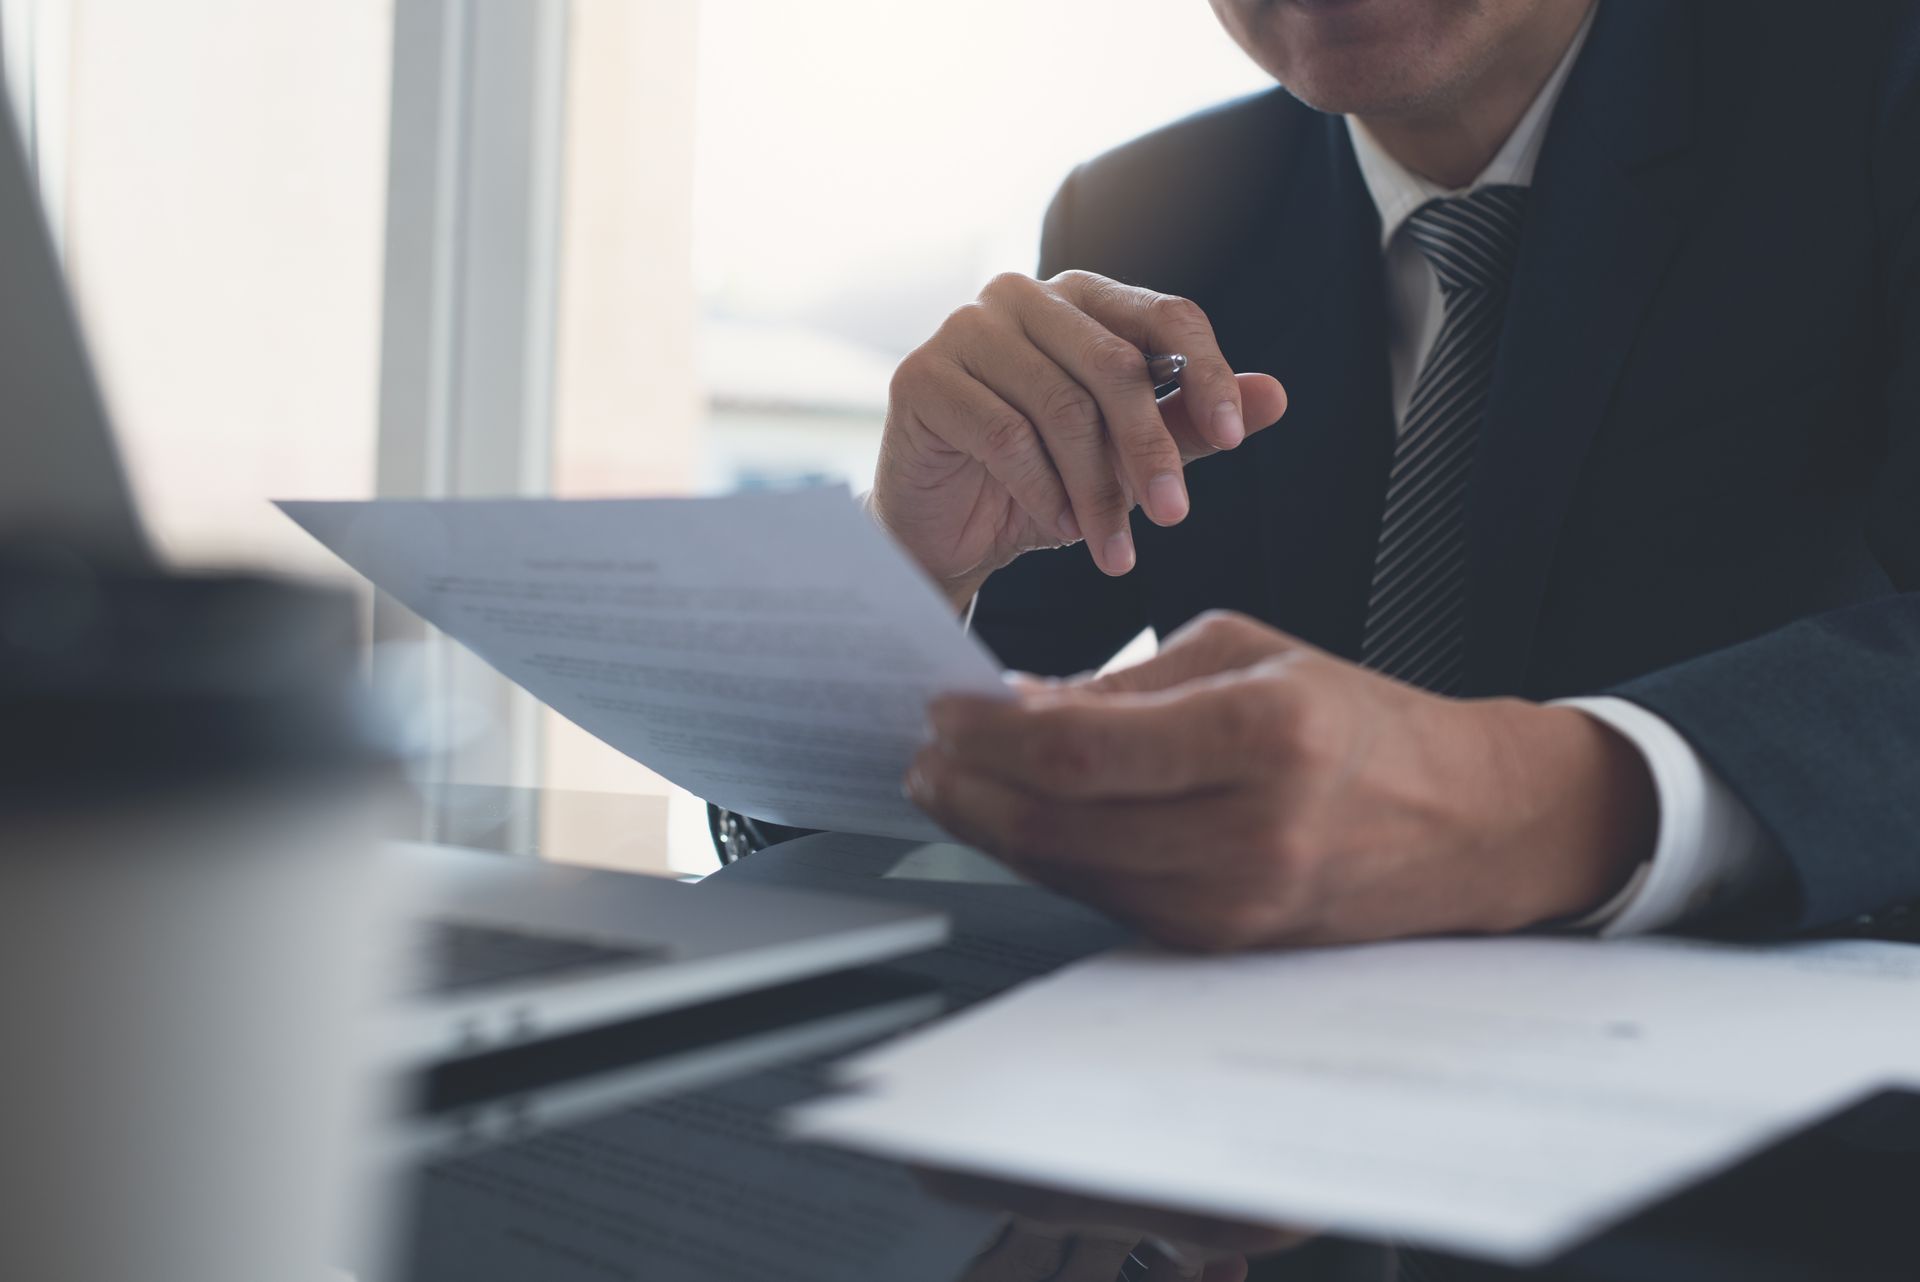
left=1463, top=0, right=1706, bottom=695
left=1235, top=116, right=1396, bottom=658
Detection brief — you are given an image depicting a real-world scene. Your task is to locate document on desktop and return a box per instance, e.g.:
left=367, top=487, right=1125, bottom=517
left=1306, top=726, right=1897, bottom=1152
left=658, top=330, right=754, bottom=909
left=279, top=488, right=1006, bottom=842
left=789, top=935, right=1920, bottom=1265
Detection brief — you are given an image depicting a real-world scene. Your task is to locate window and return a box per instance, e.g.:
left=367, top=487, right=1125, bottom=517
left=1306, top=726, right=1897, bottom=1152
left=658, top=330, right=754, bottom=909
left=689, top=0, right=1269, bottom=494
left=4, top=0, right=392, bottom=579
left=4, top=0, right=1268, bottom=873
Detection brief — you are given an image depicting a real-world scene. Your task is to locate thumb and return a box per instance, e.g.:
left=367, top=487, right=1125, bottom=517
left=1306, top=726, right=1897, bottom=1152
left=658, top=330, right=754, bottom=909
left=1163, top=372, right=1287, bottom=463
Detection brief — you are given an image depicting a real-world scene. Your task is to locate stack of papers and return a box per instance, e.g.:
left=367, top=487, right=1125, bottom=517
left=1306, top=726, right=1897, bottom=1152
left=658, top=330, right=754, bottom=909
left=789, top=936, right=1920, bottom=1264
left=280, top=487, right=1006, bottom=841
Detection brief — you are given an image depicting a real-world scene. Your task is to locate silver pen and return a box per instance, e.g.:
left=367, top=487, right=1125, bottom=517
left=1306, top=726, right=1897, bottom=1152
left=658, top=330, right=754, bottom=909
left=1146, top=352, right=1186, bottom=389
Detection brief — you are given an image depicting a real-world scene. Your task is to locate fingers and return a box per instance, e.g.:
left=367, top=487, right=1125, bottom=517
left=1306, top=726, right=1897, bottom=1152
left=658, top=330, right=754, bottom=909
left=898, top=270, right=1286, bottom=580
left=1054, top=270, right=1247, bottom=456
left=926, top=679, right=1290, bottom=800
left=906, top=750, right=1254, bottom=877
left=985, top=274, right=1174, bottom=572
left=1082, top=612, right=1309, bottom=696
left=962, top=299, right=1141, bottom=564
left=1158, top=374, right=1289, bottom=463
left=1024, top=862, right=1292, bottom=952
left=904, top=352, right=1080, bottom=542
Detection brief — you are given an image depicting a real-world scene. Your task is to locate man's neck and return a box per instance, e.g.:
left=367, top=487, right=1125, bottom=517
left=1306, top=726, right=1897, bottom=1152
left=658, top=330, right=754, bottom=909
left=1357, top=0, right=1595, bottom=189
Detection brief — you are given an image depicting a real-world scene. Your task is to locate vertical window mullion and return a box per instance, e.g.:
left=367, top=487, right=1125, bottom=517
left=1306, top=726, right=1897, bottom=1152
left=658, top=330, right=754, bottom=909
left=375, top=0, right=571, bottom=828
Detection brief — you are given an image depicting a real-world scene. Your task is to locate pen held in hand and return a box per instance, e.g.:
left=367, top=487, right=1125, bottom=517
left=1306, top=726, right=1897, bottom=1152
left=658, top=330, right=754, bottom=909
left=1147, top=352, right=1187, bottom=391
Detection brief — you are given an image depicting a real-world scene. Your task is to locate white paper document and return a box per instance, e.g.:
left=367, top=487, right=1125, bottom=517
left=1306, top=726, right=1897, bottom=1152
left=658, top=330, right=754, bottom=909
left=789, top=936, right=1920, bottom=1264
left=279, top=488, right=1006, bottom=841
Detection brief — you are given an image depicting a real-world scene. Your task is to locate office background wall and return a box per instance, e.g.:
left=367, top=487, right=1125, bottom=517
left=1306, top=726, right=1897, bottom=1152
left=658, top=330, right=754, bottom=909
left=0, top=0, right=1266, bottom=873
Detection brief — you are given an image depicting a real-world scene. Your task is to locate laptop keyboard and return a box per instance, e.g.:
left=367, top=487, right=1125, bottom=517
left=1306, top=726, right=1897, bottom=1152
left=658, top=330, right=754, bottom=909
left=411, top=919, right=667, bottom=996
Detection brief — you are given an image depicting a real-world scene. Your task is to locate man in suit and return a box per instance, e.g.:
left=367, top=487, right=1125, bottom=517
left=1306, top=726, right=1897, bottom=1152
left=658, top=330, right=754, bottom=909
left=870, top=0, right=1920, bottom=948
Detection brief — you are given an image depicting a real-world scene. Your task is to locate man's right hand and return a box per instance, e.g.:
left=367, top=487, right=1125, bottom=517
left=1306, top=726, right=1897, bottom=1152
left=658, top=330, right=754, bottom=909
left=869, top=271, right=1288, bottom=608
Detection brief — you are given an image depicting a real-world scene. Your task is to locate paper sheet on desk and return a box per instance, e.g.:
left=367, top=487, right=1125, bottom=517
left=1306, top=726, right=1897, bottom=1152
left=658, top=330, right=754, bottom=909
left=279, top=488, right=1005, bottom=841
left=789, top=936, right=1920, bottom=1265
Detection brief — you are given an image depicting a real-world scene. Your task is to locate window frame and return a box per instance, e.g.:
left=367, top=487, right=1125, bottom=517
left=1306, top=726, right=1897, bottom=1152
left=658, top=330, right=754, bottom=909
left=376, top=0, right=573, bottom=829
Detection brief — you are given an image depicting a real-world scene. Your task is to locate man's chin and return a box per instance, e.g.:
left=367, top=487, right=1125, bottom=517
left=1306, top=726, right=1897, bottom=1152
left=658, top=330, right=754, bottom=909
left=1232, top=0, right=1474, bottom=117
left=1274, top=53, right=1457, bottom=119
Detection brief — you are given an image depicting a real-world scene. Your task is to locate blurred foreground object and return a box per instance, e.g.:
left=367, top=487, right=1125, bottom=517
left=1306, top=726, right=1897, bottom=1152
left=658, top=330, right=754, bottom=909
left=0, top=557, right=400, bottom=1282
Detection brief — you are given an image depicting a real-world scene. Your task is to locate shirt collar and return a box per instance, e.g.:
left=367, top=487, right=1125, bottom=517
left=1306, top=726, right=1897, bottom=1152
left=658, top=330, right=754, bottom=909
left=1345, top=2, right=1598, bottom=249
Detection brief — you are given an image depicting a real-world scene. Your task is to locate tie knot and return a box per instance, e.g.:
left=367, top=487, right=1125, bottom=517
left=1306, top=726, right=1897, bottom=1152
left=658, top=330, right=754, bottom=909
left=1404, top=185, right=1529, bottom=298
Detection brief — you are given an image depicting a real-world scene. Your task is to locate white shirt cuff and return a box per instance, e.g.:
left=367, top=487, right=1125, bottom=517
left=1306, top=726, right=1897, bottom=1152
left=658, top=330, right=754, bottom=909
left=1552, top=696, right=1777, bottom=937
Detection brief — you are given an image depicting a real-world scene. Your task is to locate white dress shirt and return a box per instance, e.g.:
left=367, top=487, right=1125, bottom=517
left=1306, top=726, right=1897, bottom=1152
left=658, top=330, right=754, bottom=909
left=1343, top=7, right=1776, bottom=934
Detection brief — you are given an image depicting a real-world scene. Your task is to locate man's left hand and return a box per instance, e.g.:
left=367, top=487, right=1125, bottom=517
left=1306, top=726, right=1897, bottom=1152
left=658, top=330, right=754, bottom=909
left=908, top=611, right=1658, bottom=949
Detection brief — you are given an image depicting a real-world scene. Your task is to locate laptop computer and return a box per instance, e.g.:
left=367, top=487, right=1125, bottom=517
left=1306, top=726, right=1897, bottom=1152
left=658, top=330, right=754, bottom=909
left=0, top=90, right=947, bottom=1067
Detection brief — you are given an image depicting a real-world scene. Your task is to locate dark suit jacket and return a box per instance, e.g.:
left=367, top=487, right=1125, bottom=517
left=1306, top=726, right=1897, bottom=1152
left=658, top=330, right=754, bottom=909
left=971, top=0, right=1920, bottom=933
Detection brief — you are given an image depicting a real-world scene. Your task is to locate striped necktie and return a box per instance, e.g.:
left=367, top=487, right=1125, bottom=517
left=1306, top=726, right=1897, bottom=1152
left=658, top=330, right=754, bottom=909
left=1360, top=185, right=1529, bottom=694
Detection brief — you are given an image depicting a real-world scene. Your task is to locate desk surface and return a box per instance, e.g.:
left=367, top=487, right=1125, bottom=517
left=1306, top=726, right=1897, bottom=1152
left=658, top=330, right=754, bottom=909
left=374, top=788, right=1919, bottom=1282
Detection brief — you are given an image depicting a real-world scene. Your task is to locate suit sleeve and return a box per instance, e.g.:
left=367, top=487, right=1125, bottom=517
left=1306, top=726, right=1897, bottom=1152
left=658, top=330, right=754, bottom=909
left=970, top=166, right=1154, bottom=676
left=1609, top=20, right=1920, bottom=932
